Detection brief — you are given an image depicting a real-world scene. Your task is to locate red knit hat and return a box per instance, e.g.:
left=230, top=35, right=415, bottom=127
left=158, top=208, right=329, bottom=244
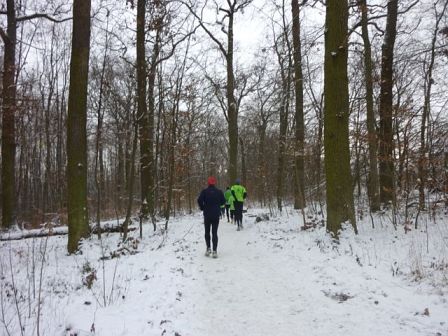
left=207, top=176, right=217, bottom=186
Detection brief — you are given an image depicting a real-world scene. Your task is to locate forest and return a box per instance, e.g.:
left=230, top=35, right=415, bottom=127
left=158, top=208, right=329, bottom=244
left=0, top=0, right=447, bottom=246
left=0, top=0, right=448, bottom=334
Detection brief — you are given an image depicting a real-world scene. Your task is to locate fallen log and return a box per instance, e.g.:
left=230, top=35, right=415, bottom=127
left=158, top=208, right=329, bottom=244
left=0, top=225, right=136, bottom=241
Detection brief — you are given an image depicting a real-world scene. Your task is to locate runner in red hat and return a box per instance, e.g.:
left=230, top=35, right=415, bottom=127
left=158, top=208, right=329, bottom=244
left=197, top=176, right=225, bottom=258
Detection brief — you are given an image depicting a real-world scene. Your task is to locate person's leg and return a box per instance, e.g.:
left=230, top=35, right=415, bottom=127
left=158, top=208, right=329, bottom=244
left=204, top=218, right=211, bottom=251
left=211, top=220, right=219, bottom=252
left=240, top=203, right=244, bottom=228
left=225, top=205, right=230, bottom=222
left=234, top=201, right=243, bottom=228
left=230, top=210, right=235, bottom=223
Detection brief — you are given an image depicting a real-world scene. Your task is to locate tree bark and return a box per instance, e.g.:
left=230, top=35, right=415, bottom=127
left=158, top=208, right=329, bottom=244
left=256, top=121, right=267, bottom=206
left=146, top=30, right=162, bottom=217
left=227, top=12, right=238, bottom=184
left=324, top=0, right=357, bottom=236
left=43, top=29, right=57, bottom=214
left=291, top=0, right=305, bottom=210
left=164, top=97, right=178, bottom=231
left=378, top=0, right=398, bottom=206
left=275, top=0, right=292, bottom=213
left=275, top=44, right=290, bottom=213
left=136, top=0, right=151, bottom=217
left=445, top=148, right=448, bottom=205
left=359, top=0, right=380, bottom=212
left=1, top=0, right=18, bottom=229
left=240, top=137, right=247, bottom=185
left=123, top=122, right=138, bottom=241
left=67, top=0, right=92, bottom=253
left=94, top=28, right=109, bottom=239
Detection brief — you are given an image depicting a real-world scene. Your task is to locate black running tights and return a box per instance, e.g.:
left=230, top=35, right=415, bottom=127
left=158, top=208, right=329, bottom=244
left=204, top=218, right=219, bottom=251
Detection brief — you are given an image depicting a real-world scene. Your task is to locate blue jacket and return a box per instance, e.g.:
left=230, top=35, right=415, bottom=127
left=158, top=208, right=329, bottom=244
left=197, top=186, right=226, bottom=220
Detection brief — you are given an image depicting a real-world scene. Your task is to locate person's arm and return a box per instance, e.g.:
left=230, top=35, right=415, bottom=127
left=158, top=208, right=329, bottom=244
left=231, top=187, right=238, bottom=201
left=197, top=190, right=205, bottom=211
left=220, top=191, right=226, bottom=206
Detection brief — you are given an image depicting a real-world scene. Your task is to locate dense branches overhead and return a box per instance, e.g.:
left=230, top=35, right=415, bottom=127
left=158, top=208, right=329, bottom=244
left=0, top=0, right=447, bottom=237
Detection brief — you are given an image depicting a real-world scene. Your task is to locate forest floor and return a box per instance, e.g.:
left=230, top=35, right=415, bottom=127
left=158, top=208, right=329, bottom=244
left=1, top=207, right=448, bottom=336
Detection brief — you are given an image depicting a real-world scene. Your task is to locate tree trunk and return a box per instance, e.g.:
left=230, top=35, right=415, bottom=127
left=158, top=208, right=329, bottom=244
left=313, top=94, right=324, bottom=203
left=378, top=0, right=398, bottom=206
left=146, top=30, right=162, bottom=217
left=256, top=122, right=267, bottom=206
left=95, top=31, right=109, bottom=239
left=324, top=0, right=357, bottom=236
left=240, top=137, right=247, bottom=185
left=275, top=3, right=292, bottom=212
left=123, top=122, right=138, bottom=241
left=275, top=55, right=290, bottom=213
left=117, top=141, right=125, bottom=212
left=359, top=0, right=380, bottom=212
left=1, top=0, right=18, bottom=229
left=291, top=0, right=305, bottom=210
left=67, top=0, right=92, bottom=253
left=418, top=1, right=448, bottom=210
left=43, top=30, right=56, bottom=214
left=56, top=76, right=67, bottom=211
left=164, top=102, right=178, bottom=231
left=186, top=115, right=193, bottom=214
left=136, top=0, right=151, bottom=218
left=445, top=148, right=448, bottom=206
left=227, top=13, right=238, bottom=184
left=165, top=42, right=189, bottom=229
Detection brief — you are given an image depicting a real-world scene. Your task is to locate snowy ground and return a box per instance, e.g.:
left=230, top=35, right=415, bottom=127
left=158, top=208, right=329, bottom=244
left=1, top=207, right=447, bottom=336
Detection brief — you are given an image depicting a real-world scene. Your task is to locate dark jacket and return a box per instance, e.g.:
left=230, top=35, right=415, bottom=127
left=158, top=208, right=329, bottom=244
left=197, top=186, right=226, bottom=220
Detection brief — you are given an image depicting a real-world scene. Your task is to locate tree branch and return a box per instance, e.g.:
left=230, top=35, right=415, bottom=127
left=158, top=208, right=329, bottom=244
left=348, top=0, right=419, bottom=37
left=150, top=25, right=200, bottom=70
left=0, top=10, right=71, bottom=23
left=180, top=0, right=228, bottom=57
left=218, top=7, right=230, bottom=15
left=16, top=13, right=72, bottom=23
left=204, top=73, right=228, bottom=121
left=0, top=26, right=8, bottom=43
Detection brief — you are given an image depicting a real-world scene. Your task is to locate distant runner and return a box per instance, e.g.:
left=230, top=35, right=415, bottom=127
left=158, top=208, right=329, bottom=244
left=231, top=178, right=247, bottom=231
left=197, top=176, right=225, bottom=258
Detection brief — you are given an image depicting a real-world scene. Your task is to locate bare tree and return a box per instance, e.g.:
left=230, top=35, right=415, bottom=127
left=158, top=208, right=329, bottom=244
left=183, top=0, right=252, bottom=184
left=378, top=0, right=398, bottom=206
left=67, top=0, right=92, bottom=253
left=272, top=0, right=293, bottom=213
left=291, top=0, right=305, bottom=210
left=359, top=0, right=380, bottom=211
left=418, top=0, right=448, bottom=210
left=324, top=0, right=357, bottom=236
left=0, top=0, right=19, bottom=229
left=0, top=2, right=70, bottom=229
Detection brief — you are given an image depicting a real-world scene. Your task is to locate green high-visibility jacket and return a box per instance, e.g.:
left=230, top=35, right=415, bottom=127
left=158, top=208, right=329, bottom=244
left=228, top=195, right=235, bottom=211
left=224, top=189, right=232, bottom=205
left=231, top=184, right=247, bottom=202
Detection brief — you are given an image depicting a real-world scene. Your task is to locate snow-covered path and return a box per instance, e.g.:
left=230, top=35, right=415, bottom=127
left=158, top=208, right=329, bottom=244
left=177, top=219, right=308, bottom=335
left=2, top=211, right=447, bottom=336
left=99, top=212, right=446, bottom=336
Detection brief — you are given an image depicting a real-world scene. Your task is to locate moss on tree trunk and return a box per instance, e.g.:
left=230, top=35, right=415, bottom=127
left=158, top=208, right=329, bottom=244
left=67, top=0, right=92, bottom=253
left=324, top=0, right=357, bottom=236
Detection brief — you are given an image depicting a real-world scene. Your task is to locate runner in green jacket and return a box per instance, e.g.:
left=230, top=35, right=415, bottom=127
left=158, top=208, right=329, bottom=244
left=231, top=179, right=247, bottom=231
left=224, top=187, right=232, bottom=222
left=228, top=194, right=235, bottom=224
